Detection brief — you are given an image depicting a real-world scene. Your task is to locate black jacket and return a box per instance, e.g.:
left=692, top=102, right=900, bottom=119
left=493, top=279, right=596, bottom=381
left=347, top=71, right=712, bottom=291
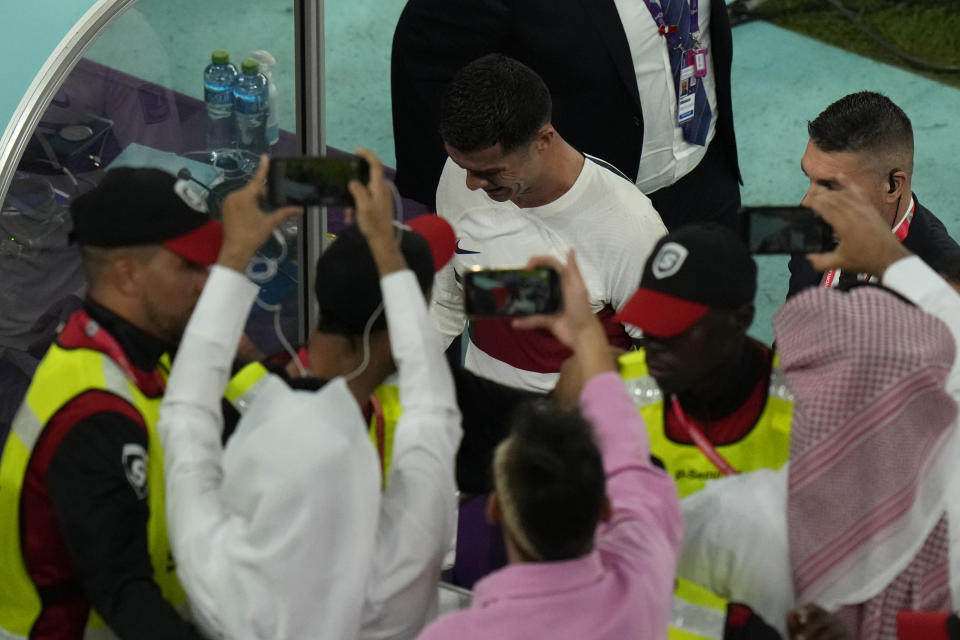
left=391, top=0, right=740, bottom=208
left=787, top=195, right=960, bottom=298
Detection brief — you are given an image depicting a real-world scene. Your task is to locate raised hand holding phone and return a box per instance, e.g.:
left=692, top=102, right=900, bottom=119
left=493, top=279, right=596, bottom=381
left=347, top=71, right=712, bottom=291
left=463, top=267, right=561, bottom=317
left=347, top=148, right=406, bottom=277
left=512, top=250, right=615, bottom=379
left=804, top=174, right=911, bottom=278
left=218, top=154, right=302, bottom=272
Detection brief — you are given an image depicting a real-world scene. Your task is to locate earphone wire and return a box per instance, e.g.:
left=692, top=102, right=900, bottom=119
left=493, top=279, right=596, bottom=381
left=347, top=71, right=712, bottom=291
left=342, top=178, right=405, bottom=383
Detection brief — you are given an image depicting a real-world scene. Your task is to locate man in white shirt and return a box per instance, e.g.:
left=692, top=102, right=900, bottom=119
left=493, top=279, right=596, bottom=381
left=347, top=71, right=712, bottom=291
left=432, top=54, right=666, bottom=392
left=391, top=0, right=741, bottom=229
left=157, top=151, right=462, bottom=640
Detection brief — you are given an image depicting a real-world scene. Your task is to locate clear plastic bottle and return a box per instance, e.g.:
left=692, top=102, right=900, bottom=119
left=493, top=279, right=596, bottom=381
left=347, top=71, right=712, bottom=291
left=234, top=58, right=269, bottom=154
left=250, top=50, right=280, bottom=146
left=203, top=49, right=238, bottom=150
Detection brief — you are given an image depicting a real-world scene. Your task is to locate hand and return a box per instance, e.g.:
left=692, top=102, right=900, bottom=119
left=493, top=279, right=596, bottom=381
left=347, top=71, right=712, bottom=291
left=346, top=149, right=396, bottom=245
left=346, top=149, right=407, bottom=276
left=805, top=174, right=911, bottom=278
left=553, top=346, right=626, bottom=409
left=218, top=155, right=303, bottom=272
left=513, top=250, right=615, bottom=378
left=787, top=604, right=851, bottom=640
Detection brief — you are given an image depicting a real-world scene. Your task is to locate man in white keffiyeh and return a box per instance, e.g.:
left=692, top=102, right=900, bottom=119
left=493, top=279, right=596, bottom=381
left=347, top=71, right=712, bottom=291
left=676, top=178, right=960, bottom=640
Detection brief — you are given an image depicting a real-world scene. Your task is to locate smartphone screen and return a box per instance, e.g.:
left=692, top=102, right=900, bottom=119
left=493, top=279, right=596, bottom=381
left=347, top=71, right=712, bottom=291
left=267, top=156, right=370, bottom=207
left=739, top=206, right=835, bottom=254
left=463, top=267, right=562, bottom=317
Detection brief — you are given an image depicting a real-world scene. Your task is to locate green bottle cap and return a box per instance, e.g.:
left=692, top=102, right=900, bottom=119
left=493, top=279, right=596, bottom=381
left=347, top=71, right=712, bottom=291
left=211, top=49, right=230, bottom=64
left=241, top=58, right=260, bottom=73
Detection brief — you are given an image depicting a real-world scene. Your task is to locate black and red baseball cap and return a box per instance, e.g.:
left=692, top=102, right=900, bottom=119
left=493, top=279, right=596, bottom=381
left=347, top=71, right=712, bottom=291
left=615, top=224, right=757, bottom=338
left=70, top=167, right=223, bottom=265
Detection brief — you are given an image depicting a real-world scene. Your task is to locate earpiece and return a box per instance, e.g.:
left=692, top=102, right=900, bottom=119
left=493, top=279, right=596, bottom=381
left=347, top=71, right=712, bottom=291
left=888, top=170, right=898, bottom=194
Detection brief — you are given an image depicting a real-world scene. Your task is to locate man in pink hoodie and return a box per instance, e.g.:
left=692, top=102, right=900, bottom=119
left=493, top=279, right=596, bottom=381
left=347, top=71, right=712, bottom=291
left=417, top=249, right=682, bottom=640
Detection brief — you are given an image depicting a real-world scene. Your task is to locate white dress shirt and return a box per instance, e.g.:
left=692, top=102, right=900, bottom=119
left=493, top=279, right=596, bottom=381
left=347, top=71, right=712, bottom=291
left=159, top=266, right=462, bottom=640
left=677, top=256, right=960, bottom=633
left=612, top=0, right=718, bottom=191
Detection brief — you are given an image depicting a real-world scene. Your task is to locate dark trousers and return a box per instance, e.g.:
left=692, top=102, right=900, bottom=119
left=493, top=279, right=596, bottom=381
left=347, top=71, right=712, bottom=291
left=648, top=137, right=741, bottom=231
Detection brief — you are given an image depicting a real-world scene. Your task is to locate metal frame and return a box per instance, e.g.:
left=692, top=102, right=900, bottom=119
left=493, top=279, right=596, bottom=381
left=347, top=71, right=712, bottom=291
left=296, top=0, right=326, bottom=340
left=0, top=0, right=137, bottom=203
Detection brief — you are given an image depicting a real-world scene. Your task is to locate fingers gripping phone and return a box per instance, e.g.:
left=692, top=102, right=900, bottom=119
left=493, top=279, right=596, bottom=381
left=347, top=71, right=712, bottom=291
left=463, top=267, right=562, bottom=317
left=738, top=206, right=836, bottom=254
left=267, top=155, right=370, bottom=207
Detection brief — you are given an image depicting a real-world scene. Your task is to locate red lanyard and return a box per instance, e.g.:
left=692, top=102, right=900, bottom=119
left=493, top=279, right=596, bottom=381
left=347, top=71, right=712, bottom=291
left=822, top=198, right=915, bottom=288
left=670, top=396, right=739, bottom=477
left=369, top=392, right=387, bottom=486
left=75, top=310, right=165, bottom=390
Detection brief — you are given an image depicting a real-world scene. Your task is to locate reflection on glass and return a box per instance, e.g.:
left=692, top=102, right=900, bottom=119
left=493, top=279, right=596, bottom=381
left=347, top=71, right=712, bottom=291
left=0, top=1, right=299, bottom=439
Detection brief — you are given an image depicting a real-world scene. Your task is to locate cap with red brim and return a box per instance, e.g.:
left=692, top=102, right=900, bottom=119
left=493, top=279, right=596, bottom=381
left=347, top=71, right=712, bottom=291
left=161, top=219, right=223, bottom=266
left=614, top=287, right=709, bottom=338
left=405, top=214, right=456, bottom=272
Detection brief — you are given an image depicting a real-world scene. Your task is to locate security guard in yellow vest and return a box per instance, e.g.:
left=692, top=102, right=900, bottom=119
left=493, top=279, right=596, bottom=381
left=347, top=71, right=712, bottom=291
left=612, top=225, right=794, bottom=640
left=0, top=167, right=225, bottom=639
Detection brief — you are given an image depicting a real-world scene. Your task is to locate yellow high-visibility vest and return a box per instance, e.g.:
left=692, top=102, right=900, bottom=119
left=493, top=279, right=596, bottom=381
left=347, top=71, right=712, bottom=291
left=0, top=344, right=185, bottom=639
left=619, top=349, right=793, bottom=499
left=619, top=348, right=795, bottom=640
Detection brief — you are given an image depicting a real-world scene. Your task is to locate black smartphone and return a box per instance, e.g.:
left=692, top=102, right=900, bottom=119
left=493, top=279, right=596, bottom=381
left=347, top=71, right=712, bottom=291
left=739, top=205, right=835, bottom=254
left=463, top=267, right=562, bottom=317
left=267, top=155, right=370, bottom=207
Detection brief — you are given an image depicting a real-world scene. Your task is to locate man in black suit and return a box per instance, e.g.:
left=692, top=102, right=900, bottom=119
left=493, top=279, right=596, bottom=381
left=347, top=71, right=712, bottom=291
left=391, top=0, right=741, bottom=229
left=788, top=91, right=960, bottom=297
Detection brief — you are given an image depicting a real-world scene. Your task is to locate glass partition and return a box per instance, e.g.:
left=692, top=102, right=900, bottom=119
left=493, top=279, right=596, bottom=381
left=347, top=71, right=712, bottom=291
left=0, top=0, right=302, bottom=435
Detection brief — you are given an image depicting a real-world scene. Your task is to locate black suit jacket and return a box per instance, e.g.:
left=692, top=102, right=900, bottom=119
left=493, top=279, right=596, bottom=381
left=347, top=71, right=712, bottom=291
left=786, top=195, right=960, bottom=297
left=391, top=0, right=740, bottom=208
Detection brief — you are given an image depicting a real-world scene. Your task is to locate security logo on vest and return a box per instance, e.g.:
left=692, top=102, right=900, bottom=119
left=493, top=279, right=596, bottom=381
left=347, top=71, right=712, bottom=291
left=652, top=242, right=688, bottom=279
left=123, top=443, right=149, bottom=500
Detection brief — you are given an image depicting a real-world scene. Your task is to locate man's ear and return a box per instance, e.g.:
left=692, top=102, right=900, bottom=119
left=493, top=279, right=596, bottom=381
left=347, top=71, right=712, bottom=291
left=111, top=252, right=146, bottom=297
left=533, top=124, right=554, bottom=154
left=486, top=491, right=503, bottom=526
left=886, top=169, right=908, bottom=203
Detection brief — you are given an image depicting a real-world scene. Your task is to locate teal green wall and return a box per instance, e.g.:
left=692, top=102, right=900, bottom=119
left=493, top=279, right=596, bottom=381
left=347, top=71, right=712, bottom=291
left=0, top=1, right=101, bottom=141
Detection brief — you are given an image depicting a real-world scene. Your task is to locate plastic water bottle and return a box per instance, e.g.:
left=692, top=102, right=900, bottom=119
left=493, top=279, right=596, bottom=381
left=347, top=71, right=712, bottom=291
left=250, top=50, right=280, bottom=146
left=234, top=58, right=269, bottom=154
left=203, top=50, right=238, bottom=150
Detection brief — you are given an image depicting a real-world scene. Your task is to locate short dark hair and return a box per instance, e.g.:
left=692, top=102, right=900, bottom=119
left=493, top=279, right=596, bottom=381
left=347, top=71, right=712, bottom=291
left=807, top=91, right=914, bottom=175
left=439, top=54, right=552, bottom=154
left=314, top=225, right=434, bottom=336
left=493, top=399, right=606, bottom=562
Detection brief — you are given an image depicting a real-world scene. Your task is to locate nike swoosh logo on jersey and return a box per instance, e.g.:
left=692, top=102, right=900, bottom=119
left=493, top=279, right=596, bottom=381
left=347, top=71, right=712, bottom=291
left=455, top=240, right=480, bottom=255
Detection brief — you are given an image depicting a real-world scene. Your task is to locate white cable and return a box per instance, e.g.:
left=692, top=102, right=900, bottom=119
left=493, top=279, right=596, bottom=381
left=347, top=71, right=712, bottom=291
left=342, top=180, right=405, bottom=383
left=248, top=177, right=407, bottom=384
left=255, top=296, right=309, bottom=378
left=343, top=301, right=384, bottom=382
